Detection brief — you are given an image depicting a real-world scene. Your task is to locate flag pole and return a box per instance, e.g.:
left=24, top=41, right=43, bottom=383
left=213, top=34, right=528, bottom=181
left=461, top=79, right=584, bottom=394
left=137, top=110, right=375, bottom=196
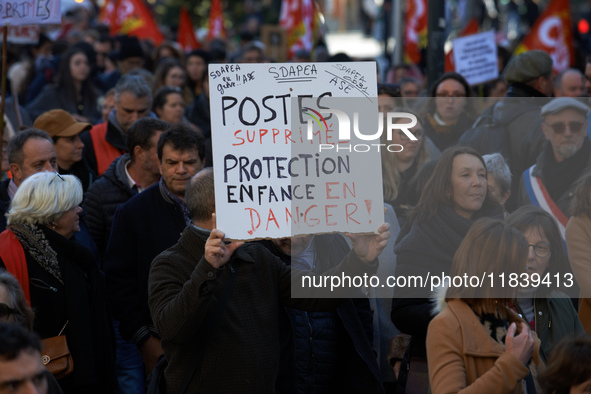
left=0, top=24, right=7, bottom=170
left=426, top=0, right=445, bottom=90
left=392, top=0, right=402, bottom=67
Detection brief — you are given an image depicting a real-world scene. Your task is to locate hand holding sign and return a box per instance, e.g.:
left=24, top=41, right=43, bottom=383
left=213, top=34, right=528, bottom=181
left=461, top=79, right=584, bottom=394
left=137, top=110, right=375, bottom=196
left=205, top=213, right=244, bottom=268
left=346, top=221, right=390, bottom=264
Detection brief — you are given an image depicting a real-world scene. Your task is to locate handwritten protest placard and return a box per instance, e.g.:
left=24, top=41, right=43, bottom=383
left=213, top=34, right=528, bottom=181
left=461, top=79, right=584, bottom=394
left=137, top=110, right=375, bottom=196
left=0, top=0, right=61, bottom=26
left=453, top=30, right=498, bottom=85
left=0, top=25, right=39, bottom=44
left=209, top=62, right=383, bottom=240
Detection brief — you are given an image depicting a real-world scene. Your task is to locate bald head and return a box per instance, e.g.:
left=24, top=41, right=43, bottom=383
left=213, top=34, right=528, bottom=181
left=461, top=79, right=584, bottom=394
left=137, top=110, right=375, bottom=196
left=554, top=69, right=585, bottom=97
left=185, top=168, right=215, bottom=228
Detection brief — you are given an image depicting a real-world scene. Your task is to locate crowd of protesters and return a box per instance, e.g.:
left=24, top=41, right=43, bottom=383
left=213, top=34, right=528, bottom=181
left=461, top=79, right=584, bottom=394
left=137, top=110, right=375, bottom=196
left=1, top=6, right=591, bottom=394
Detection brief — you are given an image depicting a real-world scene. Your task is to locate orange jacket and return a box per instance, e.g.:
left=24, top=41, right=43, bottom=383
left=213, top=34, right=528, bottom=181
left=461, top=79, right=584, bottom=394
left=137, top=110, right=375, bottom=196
left=90, top=123, right=125, bottom=176
left=0, top=229, right=30, bottom=304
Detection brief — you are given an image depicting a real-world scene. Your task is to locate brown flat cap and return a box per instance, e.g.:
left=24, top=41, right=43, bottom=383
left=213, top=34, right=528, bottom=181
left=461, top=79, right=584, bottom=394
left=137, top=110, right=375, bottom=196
left=34, top=109, right=92, bottom=138
left=503, top=50, right=553, bottom=84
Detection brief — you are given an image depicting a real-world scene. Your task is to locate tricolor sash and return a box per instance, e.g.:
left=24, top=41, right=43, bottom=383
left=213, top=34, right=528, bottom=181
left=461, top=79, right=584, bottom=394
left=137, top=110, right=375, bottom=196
left=523, top=165, right=569, bottom=241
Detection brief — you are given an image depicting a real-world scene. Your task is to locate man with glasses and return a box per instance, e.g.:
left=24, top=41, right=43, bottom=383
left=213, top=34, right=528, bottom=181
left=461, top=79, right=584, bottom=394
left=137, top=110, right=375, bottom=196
left=518, top=97, right=591, bottom=241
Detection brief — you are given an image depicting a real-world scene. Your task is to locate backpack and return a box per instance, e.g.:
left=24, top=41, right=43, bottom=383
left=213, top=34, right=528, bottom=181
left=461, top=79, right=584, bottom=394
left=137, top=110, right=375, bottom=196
left=458, top=102, right=510, bottom=157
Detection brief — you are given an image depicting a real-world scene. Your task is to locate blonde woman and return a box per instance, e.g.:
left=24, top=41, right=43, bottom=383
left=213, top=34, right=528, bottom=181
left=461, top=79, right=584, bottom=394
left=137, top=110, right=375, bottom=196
left=0, top=172, right=116, bottom=393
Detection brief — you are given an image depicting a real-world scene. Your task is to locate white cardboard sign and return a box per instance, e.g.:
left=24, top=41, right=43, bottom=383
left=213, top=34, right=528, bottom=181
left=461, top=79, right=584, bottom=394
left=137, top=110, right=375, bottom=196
left=0, top=0, right=61, bottom=26
left=453, top=30, right=498, bottom=85
left=209, top=62, right=383, bottom=240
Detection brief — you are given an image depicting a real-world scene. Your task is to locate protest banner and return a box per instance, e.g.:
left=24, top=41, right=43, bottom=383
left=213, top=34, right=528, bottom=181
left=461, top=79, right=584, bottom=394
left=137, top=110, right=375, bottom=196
left=209, top=62, right=383, bottom=240
left=0, top=0, right=61, bottom=26
left=452, top=30, right=498, bottom=86
left=0, top=25, right=39, bottom=44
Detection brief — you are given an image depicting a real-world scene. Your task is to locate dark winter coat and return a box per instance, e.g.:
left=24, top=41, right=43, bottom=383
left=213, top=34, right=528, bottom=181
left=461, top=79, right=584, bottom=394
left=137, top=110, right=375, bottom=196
left=82, top=154, right=139, bottom=257
left=26, top=84, right=101, bottom=124
left=262, top=234, right=384, bottom=394
left=0, top=227, right=117, bottom=394
left=103, top=183, right=186, bottom=345
left=148, top=226, right=379, bottom=393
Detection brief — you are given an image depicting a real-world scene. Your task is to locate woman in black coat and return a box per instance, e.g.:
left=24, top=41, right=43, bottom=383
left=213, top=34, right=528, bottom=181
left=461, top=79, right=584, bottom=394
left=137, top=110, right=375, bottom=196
left=391, top=146, right=502, bottom=391
left=0, top=172, right=116, bottom=394
left=27, top=45, right=101, bottom=124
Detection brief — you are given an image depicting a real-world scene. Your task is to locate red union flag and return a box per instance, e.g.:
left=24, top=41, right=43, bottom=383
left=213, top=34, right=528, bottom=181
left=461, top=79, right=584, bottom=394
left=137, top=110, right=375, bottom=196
left=279, top=0, right=316, bottom=59
left=207, top=0, right=226, bottom=40
left=178, top=6, right=200, bottom=51
left=514, top=0, right=573, bottom=72
left=445, top=19, right=479, bottom=72
left=404, top=0, right=427, bottom=64
left=98, top=0, right=116, bottom=26
left=109, top=0, right=164, bottom=45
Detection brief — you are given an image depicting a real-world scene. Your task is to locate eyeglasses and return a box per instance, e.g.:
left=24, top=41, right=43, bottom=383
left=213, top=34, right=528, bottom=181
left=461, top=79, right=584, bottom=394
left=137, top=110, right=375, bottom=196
left=49, top=171, right=64, bottom=185
left=398, top=130, right=424, bottom=141
left=544, top=121, right=585, bottom=134
left=528, top=242, right=552, bottom=258
left=0, top=303, right=16, bottom=320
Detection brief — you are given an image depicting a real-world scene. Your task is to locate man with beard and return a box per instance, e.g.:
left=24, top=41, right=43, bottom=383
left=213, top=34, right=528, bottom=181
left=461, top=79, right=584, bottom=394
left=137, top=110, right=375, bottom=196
left=518, top=97, right=591, bottom=241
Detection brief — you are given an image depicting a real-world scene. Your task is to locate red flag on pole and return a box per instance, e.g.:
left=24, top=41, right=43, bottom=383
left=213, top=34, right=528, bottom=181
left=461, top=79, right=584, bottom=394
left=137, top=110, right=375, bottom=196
left=178, top=7, right=200, bottom=51
left=98, top=0, right=116, bottom=26
left=207, top=0, right=226, bottom=40
left=514, top=0, right=573, bottom=72
left=279, top=0, right=317, bottom=59
left=109, top=0, right=164, bottom=45
left=444, top=19, right=479, bottom=72
left=403, top=0, right=427, bottom=64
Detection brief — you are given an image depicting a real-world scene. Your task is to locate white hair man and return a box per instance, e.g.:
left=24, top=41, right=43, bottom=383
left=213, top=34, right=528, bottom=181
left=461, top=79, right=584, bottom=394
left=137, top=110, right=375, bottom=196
left=518, top=97, right=591, bottom=240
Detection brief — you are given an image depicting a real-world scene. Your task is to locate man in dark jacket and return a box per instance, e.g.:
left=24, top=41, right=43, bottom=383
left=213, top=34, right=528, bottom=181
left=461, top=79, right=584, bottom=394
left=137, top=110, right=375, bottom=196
left=148, top=168, right=390, bottom=393
left=263, top=234, right=384, bottom=394
left=491, top=50, right=554, bottom=210
left=103, top=124, right=205, bottom=379
left=84, top=117, right=168, bottom=394
left=83, top=118, right=168, bottom=257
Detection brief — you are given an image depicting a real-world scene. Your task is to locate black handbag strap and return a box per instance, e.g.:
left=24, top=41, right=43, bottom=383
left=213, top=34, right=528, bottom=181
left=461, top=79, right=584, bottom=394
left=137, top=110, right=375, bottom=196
left=179, top=262, right=238, bottom=393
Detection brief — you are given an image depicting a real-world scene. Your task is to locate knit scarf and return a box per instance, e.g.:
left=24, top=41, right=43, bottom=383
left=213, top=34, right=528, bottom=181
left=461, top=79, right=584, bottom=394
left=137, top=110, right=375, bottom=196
left=8, top=223, right=63, bottom=284
left=479, top=312, right=538, bottom=394
left=159, top=178, right=191, bottom=226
